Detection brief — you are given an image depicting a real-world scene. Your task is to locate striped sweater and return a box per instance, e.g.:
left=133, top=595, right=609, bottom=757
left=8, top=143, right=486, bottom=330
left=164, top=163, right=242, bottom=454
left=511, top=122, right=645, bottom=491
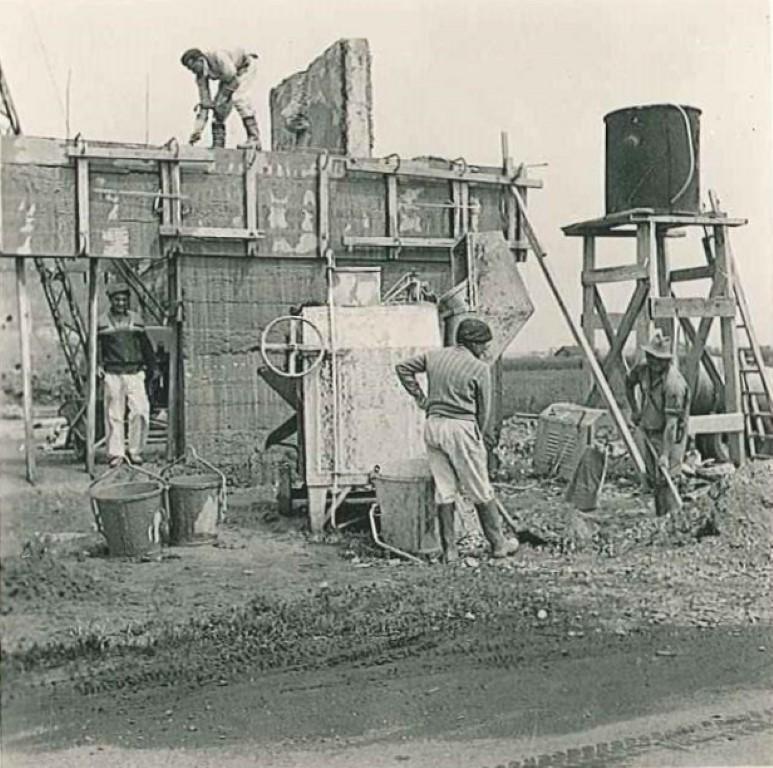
left=97, top=310, right=157, bottom=375
left=395, top=346, right=491, bottom=430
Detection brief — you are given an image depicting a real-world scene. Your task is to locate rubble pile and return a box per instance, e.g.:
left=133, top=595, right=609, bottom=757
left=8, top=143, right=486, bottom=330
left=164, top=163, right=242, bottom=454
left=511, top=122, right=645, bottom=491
left=494, top=416, right=536, bottom=481
left=685, top=461, right=773, bottom=558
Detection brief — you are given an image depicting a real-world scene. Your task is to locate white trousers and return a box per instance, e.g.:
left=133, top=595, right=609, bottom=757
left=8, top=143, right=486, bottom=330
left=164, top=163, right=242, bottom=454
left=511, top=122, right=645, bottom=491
left=424, top=416, right=494, bottom=505
left=103, top=371, right=149, bottom=458
left=218, top=59, right=257, bottom=120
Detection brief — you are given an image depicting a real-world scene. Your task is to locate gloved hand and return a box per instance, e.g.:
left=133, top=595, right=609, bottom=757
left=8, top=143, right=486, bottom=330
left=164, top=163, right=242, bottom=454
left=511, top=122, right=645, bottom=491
left=189, top=130, right=202, bottom=145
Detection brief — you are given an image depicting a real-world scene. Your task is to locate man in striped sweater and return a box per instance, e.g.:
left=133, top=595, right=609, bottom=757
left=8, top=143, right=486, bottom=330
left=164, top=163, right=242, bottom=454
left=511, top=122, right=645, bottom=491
left=97, top=283, right=157, bottom=467
left=396, top=317, right=519, bottom=563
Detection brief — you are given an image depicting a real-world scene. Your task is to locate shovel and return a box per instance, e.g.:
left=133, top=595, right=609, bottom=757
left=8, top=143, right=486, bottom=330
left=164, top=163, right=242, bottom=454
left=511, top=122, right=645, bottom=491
left=637, top=428, right=684, bottom=511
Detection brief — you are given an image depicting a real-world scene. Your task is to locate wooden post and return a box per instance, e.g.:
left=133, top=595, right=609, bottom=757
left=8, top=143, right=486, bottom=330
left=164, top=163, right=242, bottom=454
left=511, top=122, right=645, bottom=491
left=75, top=156, right=99, bottom=475
left=86, top=258, right=99, bottom=475
left=714, top=223, right=744, bottom=465
left=655, top=228, right=674, bottom=340
left=635, top=221, right=654, bottom=350
left=15, top=257, right=36, bottom=483
left=582, top=235, right=596, bottom=391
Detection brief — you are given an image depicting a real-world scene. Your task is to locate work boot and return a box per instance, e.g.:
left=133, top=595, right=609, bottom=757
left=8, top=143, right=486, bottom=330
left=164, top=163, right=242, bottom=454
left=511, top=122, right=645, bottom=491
left=240, top=116, right=262, bottom=149
left=211, top=121, right=226, bottom=149
left=437, top=503, right=458, bottom=564
left=127, top=453, right=144, bottom=466
left=476, top=500, right=519, bottom=558
left=108, top=455, right=123, bottom=469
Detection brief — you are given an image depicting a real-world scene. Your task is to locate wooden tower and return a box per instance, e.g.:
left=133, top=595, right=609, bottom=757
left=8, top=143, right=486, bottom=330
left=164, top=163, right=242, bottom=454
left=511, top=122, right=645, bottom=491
left=562, top=203, right=748, bottom=465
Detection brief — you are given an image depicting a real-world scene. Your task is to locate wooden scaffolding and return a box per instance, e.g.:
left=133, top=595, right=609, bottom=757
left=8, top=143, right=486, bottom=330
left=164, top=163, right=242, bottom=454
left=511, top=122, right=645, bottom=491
left=562, top=201, right=761, bottom=465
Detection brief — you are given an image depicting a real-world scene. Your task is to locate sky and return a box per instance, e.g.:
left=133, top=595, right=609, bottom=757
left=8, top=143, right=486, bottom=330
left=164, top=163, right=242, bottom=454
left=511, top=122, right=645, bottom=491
left=2, top=0, right=771, bottom=350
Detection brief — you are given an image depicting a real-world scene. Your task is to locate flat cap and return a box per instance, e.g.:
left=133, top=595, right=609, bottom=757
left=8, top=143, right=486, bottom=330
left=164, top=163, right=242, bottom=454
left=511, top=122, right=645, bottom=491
left=456, top=317, right=493, bottom=344
left=181, top=48, right=204, bottom=67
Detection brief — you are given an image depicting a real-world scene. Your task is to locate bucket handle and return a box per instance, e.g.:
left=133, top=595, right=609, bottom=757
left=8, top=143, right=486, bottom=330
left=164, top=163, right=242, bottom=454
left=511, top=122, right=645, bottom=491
left=161, top=446, right=228, bottom=521
left=88, top=458, right=170, bottom=536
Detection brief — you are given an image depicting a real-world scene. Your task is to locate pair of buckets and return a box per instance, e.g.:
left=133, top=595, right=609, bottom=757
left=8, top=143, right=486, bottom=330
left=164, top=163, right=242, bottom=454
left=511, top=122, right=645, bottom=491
left=88, top=449, right=226, bottom=557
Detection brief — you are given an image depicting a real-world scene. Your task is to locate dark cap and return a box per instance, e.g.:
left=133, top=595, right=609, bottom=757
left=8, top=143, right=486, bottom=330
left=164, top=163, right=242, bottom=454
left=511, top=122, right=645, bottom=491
left=456, top=317, right=493, bottom=344
left=181, top=48, right=204, bottom=67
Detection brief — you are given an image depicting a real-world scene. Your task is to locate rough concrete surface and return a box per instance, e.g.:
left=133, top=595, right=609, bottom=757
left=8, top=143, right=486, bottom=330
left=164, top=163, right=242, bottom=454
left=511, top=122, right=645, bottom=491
left=270, top=39, right=373, bottom=156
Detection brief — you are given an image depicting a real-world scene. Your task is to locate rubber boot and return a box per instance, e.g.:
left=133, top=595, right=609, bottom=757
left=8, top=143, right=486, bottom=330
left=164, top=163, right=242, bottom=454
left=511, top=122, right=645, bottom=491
left=240, top=116, right=262, bottom=149
left=437, top=503, right=458, bottom=564
left=476, top=500, right=519, bottom=558
left=211, top=121, right=226, bottom=149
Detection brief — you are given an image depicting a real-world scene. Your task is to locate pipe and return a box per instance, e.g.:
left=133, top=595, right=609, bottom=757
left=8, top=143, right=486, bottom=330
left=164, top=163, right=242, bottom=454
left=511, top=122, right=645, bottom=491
left=368, top=504, right=425, bottom=565
left=669, top=104, right=696, bottom=206
left=325, top=249, right=341, bottom=528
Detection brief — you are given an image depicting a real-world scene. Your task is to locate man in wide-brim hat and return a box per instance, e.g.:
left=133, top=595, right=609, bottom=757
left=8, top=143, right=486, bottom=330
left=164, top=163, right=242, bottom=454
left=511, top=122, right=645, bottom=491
left=625, top=329, right=691, bottom=516
left=395, top=317, right=519, bottom=562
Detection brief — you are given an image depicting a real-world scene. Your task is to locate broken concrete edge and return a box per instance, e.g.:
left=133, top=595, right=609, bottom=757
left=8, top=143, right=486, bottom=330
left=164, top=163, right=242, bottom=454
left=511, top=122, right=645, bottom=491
left=269, top=38, right=373, bottom=157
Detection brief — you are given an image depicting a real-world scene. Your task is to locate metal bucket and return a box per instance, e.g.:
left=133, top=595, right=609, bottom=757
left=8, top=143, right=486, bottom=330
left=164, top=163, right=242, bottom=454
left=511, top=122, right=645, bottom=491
left=605, top=104, right=701, bottom=214
left=90, top=481, right=166, bottom=557
left=167, top=473, right=222, bottom=545
left=372, top=459, right=440, bottom=555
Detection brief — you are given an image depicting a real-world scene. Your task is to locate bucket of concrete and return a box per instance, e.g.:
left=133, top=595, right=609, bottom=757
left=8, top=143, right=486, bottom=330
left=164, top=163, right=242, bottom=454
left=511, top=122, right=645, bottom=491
left=89, top=464, right=167, bottom=557
left=371, top=459, right=440, bottom=556
left=162, top=448, right=226, bottom=546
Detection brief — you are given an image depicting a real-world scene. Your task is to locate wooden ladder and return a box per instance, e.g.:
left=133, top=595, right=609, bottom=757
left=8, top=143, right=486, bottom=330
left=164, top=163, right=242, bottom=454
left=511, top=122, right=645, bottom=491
left=735, top=292, right=773, bottom=458
left=709, top=192, right=773, bottom=458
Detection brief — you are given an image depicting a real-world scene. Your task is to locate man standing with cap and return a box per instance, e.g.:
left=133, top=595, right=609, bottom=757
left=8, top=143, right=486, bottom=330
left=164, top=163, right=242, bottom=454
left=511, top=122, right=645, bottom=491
left=625, top=329, right=691, bottom=516
left=97, top=282, right=157, bottom=467
left=180, top=47, right=261, bottom=148
left=396, top=317, right=519, bottom=563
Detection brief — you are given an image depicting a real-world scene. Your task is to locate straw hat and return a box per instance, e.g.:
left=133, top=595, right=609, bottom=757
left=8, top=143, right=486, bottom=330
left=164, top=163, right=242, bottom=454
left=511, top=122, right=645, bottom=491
left=643, top=329, right=673, bottom=359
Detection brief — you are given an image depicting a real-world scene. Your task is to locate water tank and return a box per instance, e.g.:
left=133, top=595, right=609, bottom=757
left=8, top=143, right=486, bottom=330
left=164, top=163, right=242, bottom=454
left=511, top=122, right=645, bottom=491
left=605, top=104, right=701, bottom=215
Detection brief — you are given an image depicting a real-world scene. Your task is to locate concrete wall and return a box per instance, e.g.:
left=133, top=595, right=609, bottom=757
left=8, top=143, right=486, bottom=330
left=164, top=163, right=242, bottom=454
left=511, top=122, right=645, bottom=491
left=180, top=257, right=455, bottom=485
left=270, top=39, right=373, bottom=157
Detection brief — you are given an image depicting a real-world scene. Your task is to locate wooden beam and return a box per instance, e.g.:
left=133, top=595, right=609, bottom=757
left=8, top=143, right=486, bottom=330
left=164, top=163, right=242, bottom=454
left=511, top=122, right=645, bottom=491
left=581, top=236, right=596, bottom=349
left=630, top=213, right=747, bottom=227
left=650, top=297, right=736, bottom=319
left=15, top=257, right=36, bottom=483
left=386, top=175, right=398, bottom=241
left=317, top=154, right=330, bottom=259
left=670, top=264, right=715, bottom=283
left=655, top=232, right=673, bottom=339
left=588, top=279, right=649, bottom=404
left=67, top=144, right=213, bottom=163
left=635, top=221, right=654, bottom=349
left=582, top=263, right=648, bottom=285
left=593, top=290, right=625, bottom=361
left=563, top=209, right=655, bottom=235
left=86, top=259, right=99, bottom=476
left=585, top=308, right=624, bottom=333
left=76, top=158, right=90, bottom=255
left=510, top=185, right=646, bottom=475
left=159, top=225, right=265, bottom=240
left=688, top=412, right=745, bottom=436
left=343, top=235, right=457, bottom=249
left=713, top=220, right=744, bottom=464
left=675, top=310, right=724, bottom=403
left=245, top=153, right=258, bottom=256
left=345, top=156, right=543, bottom=187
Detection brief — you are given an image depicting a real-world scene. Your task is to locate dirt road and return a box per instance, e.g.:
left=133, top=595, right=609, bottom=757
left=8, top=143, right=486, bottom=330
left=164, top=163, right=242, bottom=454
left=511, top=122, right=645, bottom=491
left=2, top=419, right=772, bottom=766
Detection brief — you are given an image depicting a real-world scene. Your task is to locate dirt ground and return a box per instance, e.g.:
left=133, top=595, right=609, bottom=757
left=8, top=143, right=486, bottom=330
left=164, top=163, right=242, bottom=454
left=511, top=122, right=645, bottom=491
left=1, top=417, right=772, bottom=767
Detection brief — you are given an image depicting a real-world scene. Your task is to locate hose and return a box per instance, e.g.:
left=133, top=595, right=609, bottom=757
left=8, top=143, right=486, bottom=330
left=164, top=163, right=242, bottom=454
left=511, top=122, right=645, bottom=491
left=669, top=104, right=695, bottom=206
